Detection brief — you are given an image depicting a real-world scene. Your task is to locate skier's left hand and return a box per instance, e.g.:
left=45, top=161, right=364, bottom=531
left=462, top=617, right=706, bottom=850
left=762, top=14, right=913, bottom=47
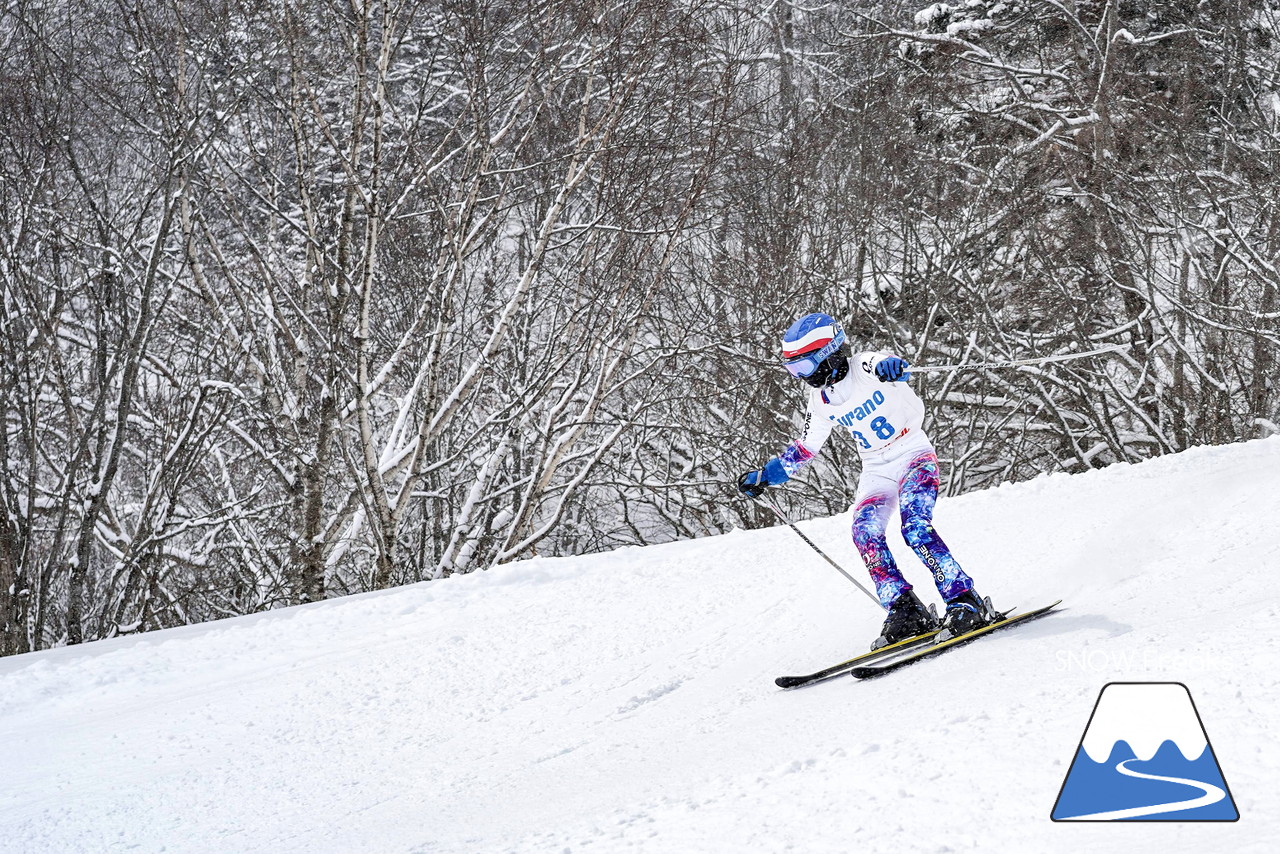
left=875, top=356, right=910, bottom=383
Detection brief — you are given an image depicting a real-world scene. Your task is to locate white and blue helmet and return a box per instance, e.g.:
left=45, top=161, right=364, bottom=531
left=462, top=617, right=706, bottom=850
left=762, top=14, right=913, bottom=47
left=780, top=312, right=850, bottom=388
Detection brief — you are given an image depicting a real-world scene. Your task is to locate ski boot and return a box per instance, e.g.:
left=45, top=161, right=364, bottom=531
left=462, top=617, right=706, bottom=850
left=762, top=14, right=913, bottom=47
left=938, top=589, right=996, bottom=641
left=871, top=589, right=939, bottom=650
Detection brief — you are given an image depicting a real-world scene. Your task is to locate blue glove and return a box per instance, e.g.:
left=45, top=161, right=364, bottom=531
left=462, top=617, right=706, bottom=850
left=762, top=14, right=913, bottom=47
left=875, top=356, right=910, bottom=383
left=737, top=457, right=790, bottom=498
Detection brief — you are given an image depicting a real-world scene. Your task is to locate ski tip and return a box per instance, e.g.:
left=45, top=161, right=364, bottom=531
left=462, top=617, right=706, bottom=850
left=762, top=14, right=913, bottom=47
left=775, top=676, right=803, bottom=689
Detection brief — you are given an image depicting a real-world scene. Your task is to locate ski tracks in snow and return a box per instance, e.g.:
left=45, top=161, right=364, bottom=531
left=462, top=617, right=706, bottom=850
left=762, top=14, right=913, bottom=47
left=1, top=438, right=1278, bottom=852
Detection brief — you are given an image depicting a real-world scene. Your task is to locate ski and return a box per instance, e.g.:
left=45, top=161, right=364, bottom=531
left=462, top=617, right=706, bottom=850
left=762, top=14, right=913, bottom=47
left=849, top=600, right=1063, bottom=679
left=775, top=629, right=942, bottom=689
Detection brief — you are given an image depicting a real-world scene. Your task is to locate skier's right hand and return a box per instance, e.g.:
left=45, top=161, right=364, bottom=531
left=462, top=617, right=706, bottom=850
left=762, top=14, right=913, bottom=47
left=738, top=470, right=769, bottom=498
left=738, top=458, right=789, bottom=498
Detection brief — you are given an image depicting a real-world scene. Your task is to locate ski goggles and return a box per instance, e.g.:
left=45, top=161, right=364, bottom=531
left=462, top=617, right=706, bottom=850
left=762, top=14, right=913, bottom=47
left=782, top=332, right=846, bottom=378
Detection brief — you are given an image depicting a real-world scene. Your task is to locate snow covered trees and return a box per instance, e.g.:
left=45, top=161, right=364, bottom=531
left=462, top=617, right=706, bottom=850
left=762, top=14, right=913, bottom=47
left=1, top=0, right=1276, bottom=654
left=1, top=0, right=741, bottom=650
left=822, top=0, right=1280, bottom=483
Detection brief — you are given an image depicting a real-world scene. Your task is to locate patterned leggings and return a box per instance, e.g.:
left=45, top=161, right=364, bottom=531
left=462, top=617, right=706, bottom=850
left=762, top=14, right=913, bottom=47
left=850, top=449, right=973, bottom=608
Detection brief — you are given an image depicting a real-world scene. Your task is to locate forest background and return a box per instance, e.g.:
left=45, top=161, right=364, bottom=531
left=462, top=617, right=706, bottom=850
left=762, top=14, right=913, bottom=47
left=2, top=0, right=1277, bottom=655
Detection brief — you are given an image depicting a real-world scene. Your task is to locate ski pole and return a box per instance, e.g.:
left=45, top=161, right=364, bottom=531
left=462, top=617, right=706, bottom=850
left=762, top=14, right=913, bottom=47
left=908, top=343, right=1129, bottom=375
left=755, top=492, right=885, bottom=611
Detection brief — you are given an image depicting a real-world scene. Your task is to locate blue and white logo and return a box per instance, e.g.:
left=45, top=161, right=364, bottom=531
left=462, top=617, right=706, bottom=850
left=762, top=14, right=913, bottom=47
left=1051, top=682, right=1239, bottom=821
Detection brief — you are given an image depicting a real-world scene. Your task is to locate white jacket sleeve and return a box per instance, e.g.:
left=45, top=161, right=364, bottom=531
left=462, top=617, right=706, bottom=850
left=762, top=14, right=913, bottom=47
left=776, top=391, right=834, bottom=476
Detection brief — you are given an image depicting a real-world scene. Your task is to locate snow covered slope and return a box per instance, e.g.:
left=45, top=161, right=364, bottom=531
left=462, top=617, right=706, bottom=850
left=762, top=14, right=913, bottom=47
left=2, top=439, right=1278, bottom=853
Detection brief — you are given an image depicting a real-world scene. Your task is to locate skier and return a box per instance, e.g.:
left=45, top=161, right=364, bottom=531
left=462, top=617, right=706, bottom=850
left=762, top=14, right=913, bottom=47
left=738, top=311, right=995, bottom=647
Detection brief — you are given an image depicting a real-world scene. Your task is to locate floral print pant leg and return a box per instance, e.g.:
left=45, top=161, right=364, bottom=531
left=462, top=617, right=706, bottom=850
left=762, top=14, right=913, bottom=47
left=851, top=488, right=906, bottom=607
left=851, top=449, right=974, bottom=607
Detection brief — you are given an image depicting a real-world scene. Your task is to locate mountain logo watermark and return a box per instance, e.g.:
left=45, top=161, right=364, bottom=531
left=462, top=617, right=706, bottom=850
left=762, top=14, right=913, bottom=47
left=1051, top=682, right=1239, bottom=821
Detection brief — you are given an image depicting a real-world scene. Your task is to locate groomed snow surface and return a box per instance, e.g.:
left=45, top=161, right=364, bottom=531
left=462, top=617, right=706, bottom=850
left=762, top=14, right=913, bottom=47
left=3, top=438, right=1278, bottom=853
